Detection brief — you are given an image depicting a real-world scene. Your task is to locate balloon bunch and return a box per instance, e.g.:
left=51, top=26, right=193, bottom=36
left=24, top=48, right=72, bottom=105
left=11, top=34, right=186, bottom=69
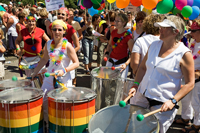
left=81, top=0, right=105, bottom=16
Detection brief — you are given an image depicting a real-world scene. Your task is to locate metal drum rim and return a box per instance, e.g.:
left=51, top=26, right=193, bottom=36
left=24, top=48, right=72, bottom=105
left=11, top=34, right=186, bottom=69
left=0, top=87, right=43, bottom=104
left=91, top=66, right=121, bottom=80
left=88, top=104, right=160, bottom=133
left=47, top=87, right=97, bottom=103
left=0, top=79, right=32, bottom=90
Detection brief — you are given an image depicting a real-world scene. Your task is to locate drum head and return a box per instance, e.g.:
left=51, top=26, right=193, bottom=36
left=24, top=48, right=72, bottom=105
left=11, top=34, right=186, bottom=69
left=91, top=67, right=121, bottom=79
left=88, top=105, right=159, bottom=133
left=0, top=87, right=43, bottom=103
left=47, top=87, right=96, bottom=103
left=20, top=56, right=40, bottom=66
left=0, top=79, right=32, bottom=90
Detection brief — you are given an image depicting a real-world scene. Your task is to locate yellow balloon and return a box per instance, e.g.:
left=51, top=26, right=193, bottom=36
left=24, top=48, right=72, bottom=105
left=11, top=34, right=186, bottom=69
left=99, top=20, right=106, bottom=28
left=142, top=8, right=152, bottom=15
left=107, top=0, right=116, bottom=3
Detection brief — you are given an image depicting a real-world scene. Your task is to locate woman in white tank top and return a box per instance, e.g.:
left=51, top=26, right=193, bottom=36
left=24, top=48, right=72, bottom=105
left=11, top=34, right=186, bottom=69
left=129, top=16, right=195, bottom=133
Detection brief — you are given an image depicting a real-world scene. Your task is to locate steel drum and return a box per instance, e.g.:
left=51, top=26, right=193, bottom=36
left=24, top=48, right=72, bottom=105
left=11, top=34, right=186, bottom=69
left=47, top=87, right=96, bottom=133
left=91, top=67, right=121, bottom=111
left=88, top=104, right=159, bottom=133
left=0, top=87, right=44, bottom=133
left=114, top=78, right=135, bottom=104
left=0, top=79, right=32, bottom=91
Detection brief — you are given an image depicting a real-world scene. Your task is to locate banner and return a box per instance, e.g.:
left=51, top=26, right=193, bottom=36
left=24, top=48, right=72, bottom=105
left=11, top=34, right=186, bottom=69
left=124, top=2, right=140, bottom=12
left=45, top=0, right=65, bottom=11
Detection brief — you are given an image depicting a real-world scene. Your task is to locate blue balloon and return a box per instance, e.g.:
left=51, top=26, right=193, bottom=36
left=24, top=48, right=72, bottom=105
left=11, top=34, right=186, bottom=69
left=193, top=0, right=200, bottom=7
left=172, top=0, right=176, bottom=4
left=127, top=29, right=132, bottom=34
left=189, top=6, right=200, bottom=20
left=88, top=7, right=99, bottom=16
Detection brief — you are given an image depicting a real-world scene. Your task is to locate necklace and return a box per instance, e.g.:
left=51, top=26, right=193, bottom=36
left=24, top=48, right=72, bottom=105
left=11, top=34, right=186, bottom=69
left=49, top=38, right=68, bottom=66
left=29, top=28, right=35, bottom=45
left=190, top=41, right=200, bottom=60
left=112, top=31, right=130, bottom=49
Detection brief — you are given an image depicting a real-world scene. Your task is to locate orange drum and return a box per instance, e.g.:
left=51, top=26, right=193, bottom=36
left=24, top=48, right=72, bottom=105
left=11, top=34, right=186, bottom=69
left=47, top=87, right=96, bottom=133
left=0, top=87, right=43, bottom=133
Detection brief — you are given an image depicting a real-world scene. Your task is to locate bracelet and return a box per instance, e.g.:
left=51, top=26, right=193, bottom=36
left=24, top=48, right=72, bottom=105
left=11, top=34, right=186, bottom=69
left=16, top=48, right=20, bottom=51
left=131, top=85, right=138, bottom=88
left=134, top=81, right=140, bottom=86
left=105, top=51, right=109, bottom=55
left=62, top=68, right=67, bottom=74
left=65, top=68, right=68, bottom=73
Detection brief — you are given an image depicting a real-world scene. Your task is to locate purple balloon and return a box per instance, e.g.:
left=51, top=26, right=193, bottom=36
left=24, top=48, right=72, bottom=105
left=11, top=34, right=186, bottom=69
left=83, top=0, right=93, bottom=8
left=101, top=0, right=105, bottom=4
left=187, top=0, right=193, bottom=6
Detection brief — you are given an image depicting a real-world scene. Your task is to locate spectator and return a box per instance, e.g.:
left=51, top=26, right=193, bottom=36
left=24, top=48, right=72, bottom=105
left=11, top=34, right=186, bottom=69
left=0, top=28, right=6, bottom=80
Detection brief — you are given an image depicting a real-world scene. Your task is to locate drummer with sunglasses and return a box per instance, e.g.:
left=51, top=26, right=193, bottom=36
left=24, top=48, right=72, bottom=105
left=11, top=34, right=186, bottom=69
left=31, top=20, right=79, bottom=129
left=129, top=16, right=195, bottom=133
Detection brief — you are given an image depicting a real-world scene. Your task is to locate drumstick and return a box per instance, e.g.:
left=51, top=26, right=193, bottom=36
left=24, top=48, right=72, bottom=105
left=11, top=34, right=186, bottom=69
left=137, top=108, right=162, bottom=121
left=44, top=72, right=56, bottom=77
left=54, top=78, right=68, bottom=93
left=119, top=94, right=133, bottom=107
left=12, top=76, right=38, bottom=81
left=21, top=56, right=29, bottom=65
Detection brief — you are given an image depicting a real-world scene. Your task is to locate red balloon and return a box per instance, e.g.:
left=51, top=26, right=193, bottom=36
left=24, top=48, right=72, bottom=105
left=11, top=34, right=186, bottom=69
left=97, top=3, right=105, bottom=10
left=111, top=66, right=115, bottom=70
left=130, top=0, right=142, bottom=6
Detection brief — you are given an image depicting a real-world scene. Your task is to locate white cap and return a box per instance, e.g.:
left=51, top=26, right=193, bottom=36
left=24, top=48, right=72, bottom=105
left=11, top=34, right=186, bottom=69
left=154, top=19, right=177, bottom=29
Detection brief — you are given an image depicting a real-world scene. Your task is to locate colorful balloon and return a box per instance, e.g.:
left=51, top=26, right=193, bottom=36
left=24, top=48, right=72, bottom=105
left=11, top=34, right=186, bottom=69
left=187, top=0, right=193, bottom=6
left=97, top=3, right=105, bottom=10
left=91, top=0, right=102, bottom=5
left=88, top=7, right=99, bottom=16
left=130, top=0, right=142, bottom=6
left=193, top=0, right=200, bottom=7
left=116, top=0, right=130, bottom=9
left=81, top=0, right=85, bottom=7
left=107, top=0, right=116, bottom=3
left=175, top=0, right=187, bottom=10
left=142, top=0, right=158, bottom=9
left=83, top=0, right=93, bottom=8
left=172, top=7, right=181, bottom=14
left=101, top=0, right=105, bottom=4
left=93, top=3, right=101, bottom=9
left=142, top=8, right=152, bottom=15
left=99, top=20, right=106, bottom=27
left=181, top=5, right=193, bottom=18
left=157, top=0, right=174, bottom=14
left=189, top=6, right=200, bottom=20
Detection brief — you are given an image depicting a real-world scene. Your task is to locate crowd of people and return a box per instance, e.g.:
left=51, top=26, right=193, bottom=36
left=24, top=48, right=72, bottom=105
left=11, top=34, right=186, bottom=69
left=0, top=1, right=200, bottom=133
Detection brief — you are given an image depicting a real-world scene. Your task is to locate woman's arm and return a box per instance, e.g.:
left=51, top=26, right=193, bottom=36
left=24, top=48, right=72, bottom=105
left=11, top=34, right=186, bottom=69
left=6, top=17, right=14, bottom=32
left=0, top=40, right=6, bottom=53
left=66, top=43, right=79, bottom=71
left=161, top=51, right=195, bottom=112
left=45, top=19, right=51, bottom=38
left=42, top=33, right=50, bottom=51
left=71, top=33, right=80, bottom=52
left=131, top=52, right=141, bottom=75
left=16, top=23, right=21, bottom=33
left=77, top=29, right=83, bottom=41
left=15, top=32, right=23, bottom=56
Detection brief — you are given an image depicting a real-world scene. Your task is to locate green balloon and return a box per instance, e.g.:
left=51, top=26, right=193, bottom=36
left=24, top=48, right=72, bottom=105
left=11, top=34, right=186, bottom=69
left=181, top=6, right=193, bottom=18
left=98, top=10, right=104, bottom=14
left=91, top=0, right=102, bottom=5
left=172, top=7, right=181, bottom=15
left=81, top=0, right=85, bottom=7
left=93, top=3, right=101, bottom=9
left=156, top=0, right=174, bottom=14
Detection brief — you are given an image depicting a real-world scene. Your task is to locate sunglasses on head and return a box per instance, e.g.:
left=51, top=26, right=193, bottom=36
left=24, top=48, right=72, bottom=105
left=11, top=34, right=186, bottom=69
left=190, top=29, right=200, bottom=33
left=58, top=13, right=66, bottom=16
left=52, top=28, right=63, bottom=32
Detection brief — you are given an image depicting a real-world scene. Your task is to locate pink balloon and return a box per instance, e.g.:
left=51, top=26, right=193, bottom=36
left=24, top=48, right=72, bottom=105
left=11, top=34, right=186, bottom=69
left=175, top=0, right=187, bottom=10
left=80, top=5, right=85, bottom=9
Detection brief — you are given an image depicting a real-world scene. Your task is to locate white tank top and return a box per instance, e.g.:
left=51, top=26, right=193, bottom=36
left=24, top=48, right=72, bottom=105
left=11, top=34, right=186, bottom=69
left=138, top=40, right=190, bottom=102
left=7, top=16, right=18, bottom=36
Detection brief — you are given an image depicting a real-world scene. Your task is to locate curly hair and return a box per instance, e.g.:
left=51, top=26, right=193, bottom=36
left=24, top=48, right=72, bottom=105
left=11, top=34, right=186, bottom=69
left=193, top=19, right=200, bottom=27
left=105, top=11, right=116, bottom=22
left=135, top=11, right=146, bottom=23
left=142, top=14, right=165, bottom=35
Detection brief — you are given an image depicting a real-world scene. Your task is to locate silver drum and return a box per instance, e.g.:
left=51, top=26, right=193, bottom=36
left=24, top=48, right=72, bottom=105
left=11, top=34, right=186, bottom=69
left=91, top=67, right=121, bottom=111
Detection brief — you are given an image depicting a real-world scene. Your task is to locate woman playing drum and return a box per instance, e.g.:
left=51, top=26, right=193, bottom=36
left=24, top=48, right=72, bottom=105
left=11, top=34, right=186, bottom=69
left=104, top=13, right=134, bottom=78
left=129, top=15, right=195, bottom=133
left=31, top=19, right=79, bottom=127
left=15, top=15, right=50, bottom=77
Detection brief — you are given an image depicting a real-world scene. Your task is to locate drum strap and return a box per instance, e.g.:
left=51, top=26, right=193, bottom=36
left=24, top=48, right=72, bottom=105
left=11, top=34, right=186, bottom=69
left=108, top=56, right=128, bottom=66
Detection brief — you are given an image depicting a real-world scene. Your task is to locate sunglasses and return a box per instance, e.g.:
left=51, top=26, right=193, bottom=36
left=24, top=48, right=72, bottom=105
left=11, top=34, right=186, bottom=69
left=58, top=13, right=66, bottom=16
left=190, top=29, right=200, bottom=33
left=52, top=28, right=63, bottom=32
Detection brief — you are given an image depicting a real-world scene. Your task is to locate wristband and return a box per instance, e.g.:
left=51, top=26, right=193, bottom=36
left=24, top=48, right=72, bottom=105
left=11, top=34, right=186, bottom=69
left=131, top=85, right=138, bottom=88
left=105, top=51, right=109, bottom=55
left=62, top=68, right=67, bottom=74
left=134, top=81, right=140, bottom=86
left=16, top=48, right=20, bottom=51
left=65, top=68, right=68, bottom=73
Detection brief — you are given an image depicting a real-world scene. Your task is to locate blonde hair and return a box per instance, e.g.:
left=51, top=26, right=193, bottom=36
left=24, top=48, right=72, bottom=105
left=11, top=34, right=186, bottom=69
left=39, top=8, right=48, bottom=17
left=116, top=13, right=128, bottom=27
left=166, top=15, right=185, bottom=42
left=30, top=7, right=36, bottom=12
left=0, top=28, right=5, bottom=39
